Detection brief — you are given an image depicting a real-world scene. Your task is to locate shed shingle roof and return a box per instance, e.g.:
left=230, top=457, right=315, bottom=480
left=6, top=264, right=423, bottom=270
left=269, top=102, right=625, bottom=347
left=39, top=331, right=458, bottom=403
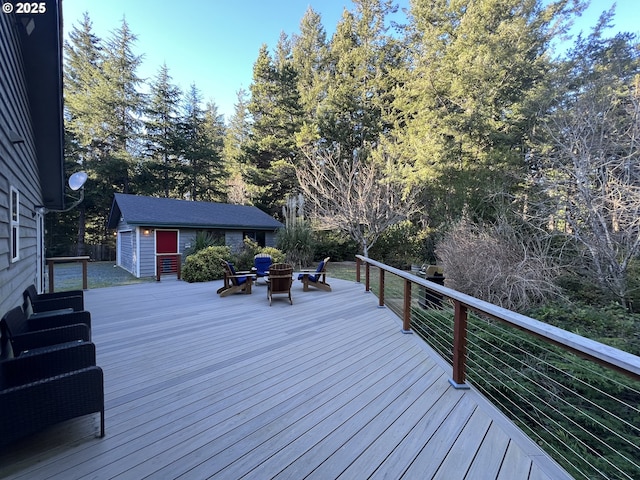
left=107, top=194, right=283, bottom=230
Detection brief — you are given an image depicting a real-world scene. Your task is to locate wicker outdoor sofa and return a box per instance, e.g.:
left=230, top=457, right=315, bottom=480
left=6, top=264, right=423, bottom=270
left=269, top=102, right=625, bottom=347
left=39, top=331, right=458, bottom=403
left=0, top=341, right=104, bottom=448
left=0, top=287, right=104, bottom=448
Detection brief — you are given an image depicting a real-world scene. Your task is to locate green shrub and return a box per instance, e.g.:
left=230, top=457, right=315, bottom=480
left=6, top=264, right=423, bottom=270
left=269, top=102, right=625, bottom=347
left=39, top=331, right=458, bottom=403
left=260, top=247, right=285, bottom=264
left=526, top=301, right=640, bottom=355
left=182, top=245, right=231, bottom=282
left=311, top=230, right=358, bottom=261
left=233, top=238, right=262, bottom=270
left=230, top=238, right=286, bottom=270
left=369, top=221, right=425, bottom=268
left=277, top=221, right=315, bottom=268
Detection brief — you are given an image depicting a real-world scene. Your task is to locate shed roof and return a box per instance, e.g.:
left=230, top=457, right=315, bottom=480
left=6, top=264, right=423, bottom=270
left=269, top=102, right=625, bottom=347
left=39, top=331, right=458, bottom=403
left=107, top=194, right=283, bottom=230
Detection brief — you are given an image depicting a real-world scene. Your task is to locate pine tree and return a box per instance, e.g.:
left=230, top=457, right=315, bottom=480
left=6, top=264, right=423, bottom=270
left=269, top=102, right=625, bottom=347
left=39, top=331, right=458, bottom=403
left=223, top=89, right=252, bottom=204
left=63, top=13, right=106, bottom=254
left=392, top=0, right=583, bottom=225
left=178, top=85, right=226, bottom=202
left=291, top=6, right=329, bottom=146
left=141, top=63, right=182, bottom=197
left=245, top=42, right=303, bottom=215
left=97, top=18, right=144, bottom=198
left=319, top=0, right=400, bottom=160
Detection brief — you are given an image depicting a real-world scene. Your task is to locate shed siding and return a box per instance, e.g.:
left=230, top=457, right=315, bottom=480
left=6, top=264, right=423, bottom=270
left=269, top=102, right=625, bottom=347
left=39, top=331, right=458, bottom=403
left=0, top=12, right=43, bottom=314
left=119, top=231, right=134, bottom=274
left=139, top=228, right=156, bottom=278
left=180, top=229, right=197, bottom=254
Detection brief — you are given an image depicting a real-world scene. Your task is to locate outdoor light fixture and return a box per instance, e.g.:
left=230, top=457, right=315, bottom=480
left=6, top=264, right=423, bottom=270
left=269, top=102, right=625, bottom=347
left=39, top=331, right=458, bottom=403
left=36, top=171, right=88, bottom=214
left=143, top=229, right=151, bottom=235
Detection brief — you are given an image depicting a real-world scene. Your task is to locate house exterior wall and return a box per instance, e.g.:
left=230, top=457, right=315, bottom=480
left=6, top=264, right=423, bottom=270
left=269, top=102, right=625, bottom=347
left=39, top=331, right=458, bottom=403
left=0, top=12, right=43, bottom=314
left=225, top=231, right=244, bottom=253
left=265, top=232, right=277, bottom=248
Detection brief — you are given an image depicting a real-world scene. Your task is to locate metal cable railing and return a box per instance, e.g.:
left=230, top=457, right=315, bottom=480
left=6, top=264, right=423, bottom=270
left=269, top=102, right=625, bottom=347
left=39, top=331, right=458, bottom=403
left=355, top=255, right=640, bottom=480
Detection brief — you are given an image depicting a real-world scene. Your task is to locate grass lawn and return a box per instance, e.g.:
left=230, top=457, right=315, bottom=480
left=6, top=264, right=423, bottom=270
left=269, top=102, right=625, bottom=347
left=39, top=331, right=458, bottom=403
left=48, top=260, right=361, bottom=292
left=48, top=261, right=155, bottom=292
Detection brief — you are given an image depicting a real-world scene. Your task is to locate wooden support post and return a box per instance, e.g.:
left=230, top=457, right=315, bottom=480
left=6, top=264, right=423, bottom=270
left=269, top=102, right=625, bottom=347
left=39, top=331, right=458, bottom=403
left=365, top=262, right=370, bottom=292
left=356, top=257, right=361, bottom=283
left=81, top=259, right=88, bottom=290
left=402, top=279, right=412, bottom=333
left=48, top=260, right=55, bottom=293
left=450, top=300, right=470, bottom=389
left=378, top=268, right=385, bottom=307
left=46, top=256, right=90, bottom=292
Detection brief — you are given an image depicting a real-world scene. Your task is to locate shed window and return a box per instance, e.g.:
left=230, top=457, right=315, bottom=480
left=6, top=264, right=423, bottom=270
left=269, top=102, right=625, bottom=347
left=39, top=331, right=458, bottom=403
left=10, top=186, right=19, bottom=262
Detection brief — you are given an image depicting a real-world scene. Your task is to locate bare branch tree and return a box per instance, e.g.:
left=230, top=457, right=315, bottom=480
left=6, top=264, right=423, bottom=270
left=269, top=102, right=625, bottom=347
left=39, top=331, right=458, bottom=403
left=296, top=146, right=420, bottom=256
left=536, top=74, right=640, bottom=306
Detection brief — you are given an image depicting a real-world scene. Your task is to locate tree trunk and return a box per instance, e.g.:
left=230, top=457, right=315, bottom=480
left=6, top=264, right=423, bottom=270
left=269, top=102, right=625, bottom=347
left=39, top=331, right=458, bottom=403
left=76, top=206, right=86, bottom=256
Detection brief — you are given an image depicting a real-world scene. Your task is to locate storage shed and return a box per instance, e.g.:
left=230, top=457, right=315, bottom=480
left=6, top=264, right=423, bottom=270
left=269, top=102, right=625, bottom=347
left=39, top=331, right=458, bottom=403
left=107, top=194, right=284, bottom=278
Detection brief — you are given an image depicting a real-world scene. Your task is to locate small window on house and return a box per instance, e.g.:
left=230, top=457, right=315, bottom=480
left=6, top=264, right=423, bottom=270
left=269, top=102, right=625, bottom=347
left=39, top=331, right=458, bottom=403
left=10, top=186, right=19, bottom=262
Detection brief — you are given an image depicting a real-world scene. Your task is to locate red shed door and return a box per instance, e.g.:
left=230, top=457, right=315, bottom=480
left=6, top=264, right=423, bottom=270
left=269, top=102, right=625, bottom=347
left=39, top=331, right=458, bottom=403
left=156, top=230, right=178, bottom=274
left=156, top=230, right=178, bottom=254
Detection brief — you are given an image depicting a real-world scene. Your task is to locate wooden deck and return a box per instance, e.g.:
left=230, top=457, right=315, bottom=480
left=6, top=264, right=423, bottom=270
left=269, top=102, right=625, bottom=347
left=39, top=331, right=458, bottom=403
left=0, top=277, right=571, bottom=479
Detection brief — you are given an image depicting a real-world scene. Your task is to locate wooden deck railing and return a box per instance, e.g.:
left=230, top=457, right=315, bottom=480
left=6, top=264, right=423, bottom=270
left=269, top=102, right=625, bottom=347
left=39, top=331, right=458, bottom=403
left=156, top=254, right=181, bottom=281
left=356, top=255, right=640, bottom=384
left=355, top=255, right=640, bottom=479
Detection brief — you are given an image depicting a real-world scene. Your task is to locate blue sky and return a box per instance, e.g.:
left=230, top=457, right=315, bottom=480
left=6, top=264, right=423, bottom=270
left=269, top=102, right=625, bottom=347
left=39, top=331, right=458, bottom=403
left=61, top=0, right=638, bottom=122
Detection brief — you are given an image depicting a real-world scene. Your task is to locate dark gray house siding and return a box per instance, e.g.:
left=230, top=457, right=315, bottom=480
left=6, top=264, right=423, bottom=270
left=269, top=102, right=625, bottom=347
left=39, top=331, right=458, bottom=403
left=0, top=1, right=65, bottom=314
left=108, top=194, right=284, bottom=278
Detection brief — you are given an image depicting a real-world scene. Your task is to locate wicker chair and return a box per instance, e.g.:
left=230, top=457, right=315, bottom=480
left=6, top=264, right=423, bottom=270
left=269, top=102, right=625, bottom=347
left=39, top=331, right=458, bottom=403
left=1, top=306, right=91, bottom=358
left=267, top=263, right=294, bottom=306
left=0, top=342, right=104, bottom=448
left=217, top=261, right=255, bottom=297
left=298, top=257, right=331, bottom=292
left=23, top=284, right=84, bottom=314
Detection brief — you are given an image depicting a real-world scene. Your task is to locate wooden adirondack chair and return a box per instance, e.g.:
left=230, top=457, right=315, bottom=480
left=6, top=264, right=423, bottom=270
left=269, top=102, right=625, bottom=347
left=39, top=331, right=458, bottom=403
left=298, top=257, right=331, bottom=292
left=267, top=263, right=293, bottom=305
left=253, top=253, right=272, bottom=284
left=216, top=261, right=254, bottom=297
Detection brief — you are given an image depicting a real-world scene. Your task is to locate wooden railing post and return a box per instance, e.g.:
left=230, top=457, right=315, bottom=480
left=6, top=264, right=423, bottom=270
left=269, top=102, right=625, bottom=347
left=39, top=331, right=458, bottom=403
left=450, top=300, right=470, bottom=389
left=378, top=269, right=385, bottom=307
left=365, top=262, right=370, bottom=292
left=402, top=279, right=412, bottom=334
left=356, top=257, right=361, bottom=283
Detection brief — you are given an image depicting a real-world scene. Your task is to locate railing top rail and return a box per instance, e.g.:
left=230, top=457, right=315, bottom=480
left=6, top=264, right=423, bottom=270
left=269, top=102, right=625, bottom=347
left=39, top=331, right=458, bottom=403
left=356, top=255, right=640, bottom=380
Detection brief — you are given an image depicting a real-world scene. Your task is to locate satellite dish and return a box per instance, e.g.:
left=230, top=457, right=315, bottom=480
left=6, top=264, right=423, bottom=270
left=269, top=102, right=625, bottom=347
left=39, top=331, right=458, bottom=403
left=68, top=171, right=88, bottom=191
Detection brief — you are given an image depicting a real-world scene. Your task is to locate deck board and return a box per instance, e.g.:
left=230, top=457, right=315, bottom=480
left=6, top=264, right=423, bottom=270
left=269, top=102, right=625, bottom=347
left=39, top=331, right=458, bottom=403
left=0, top=277, right=571, bottom=479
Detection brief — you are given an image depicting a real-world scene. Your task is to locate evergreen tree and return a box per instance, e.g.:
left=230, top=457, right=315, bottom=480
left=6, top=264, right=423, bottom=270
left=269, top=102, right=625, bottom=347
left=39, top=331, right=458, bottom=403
left=63, top=13, right=106, bottom=254
left=392, top=0, right=584, bottom=226
left=319, top=0, right=400, bottom=160
left=202, top=100, right=227, bottom=201
left=178, top=85, right=225, bottom=202
left=141, top=63, right=182, bottom=197
left=223, top=89, right=252, bottom=204
left=245, top=42, right=303, bottom=215
left=100, top=18, right=145, bottom=193
left=291, top=6, right=330, bottom=146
